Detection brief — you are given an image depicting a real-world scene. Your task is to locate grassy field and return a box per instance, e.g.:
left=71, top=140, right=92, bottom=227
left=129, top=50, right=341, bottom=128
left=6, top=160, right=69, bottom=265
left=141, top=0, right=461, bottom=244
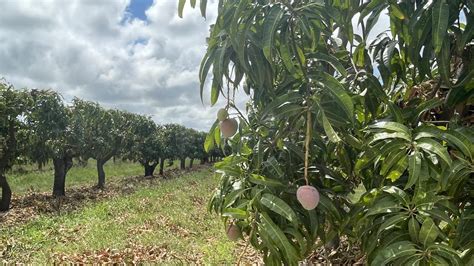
left=7, top=159, right=194, bottom=195
left=0, top=164, right=251, bottom=264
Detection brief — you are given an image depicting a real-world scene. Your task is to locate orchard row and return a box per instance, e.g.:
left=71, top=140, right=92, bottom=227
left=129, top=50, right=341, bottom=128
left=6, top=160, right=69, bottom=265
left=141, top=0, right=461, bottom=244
left=0, top=81, right=222, bottom=212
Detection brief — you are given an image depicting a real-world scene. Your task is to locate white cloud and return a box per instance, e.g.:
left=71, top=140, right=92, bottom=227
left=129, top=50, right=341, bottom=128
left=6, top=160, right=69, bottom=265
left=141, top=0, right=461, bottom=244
left=0, top=0, right=227, bottom=131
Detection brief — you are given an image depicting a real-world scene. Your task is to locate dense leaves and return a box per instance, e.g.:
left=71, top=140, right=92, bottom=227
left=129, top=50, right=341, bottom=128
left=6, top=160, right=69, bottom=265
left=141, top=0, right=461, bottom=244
left=185, top=0, right=473, bottom=264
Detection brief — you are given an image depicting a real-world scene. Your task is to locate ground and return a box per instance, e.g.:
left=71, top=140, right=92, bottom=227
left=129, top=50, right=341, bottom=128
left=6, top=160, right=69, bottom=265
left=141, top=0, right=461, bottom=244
left=0, top=160, right=260, bottom=264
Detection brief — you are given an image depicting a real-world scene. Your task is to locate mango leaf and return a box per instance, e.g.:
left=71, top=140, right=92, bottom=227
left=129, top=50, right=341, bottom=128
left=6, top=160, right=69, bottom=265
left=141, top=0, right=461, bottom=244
left=427, top=243, right=462, bottom=266
left=200, top=0, right=207, bottom=18
left=318, top=193, right=342, bottom=221
left=204, top=120, right=219, bottom=152
left=261, top=193, right=299, bottom=225
left=308, top=52, right=348, bottom=76
left=380, top=148, right=407, bottom=176
left=249, top=174, right=285, bottom=187
left=222, top=207, right=248, bottom=219
left=417, top=138, right=452, bottom=166
left=260, top=212, right=300, bottom=263
left=224, top=188, right=249, bottom=208
left=368, top=121, right=411, bottom=136
left=382, top=186, right=410, bottom=206
left=262, top=5, right=284, bottom=62
left=376, top=214, right=408, bottom=237
left=432, top=0, right=449, bottom=54
left=199, top=48, right=216, bottom=101
left=366, top=196, right=402, bottom=216
left=386, top=156, right=408, bottom=182
left=178, top=0, right=186, bottom=18
left=419, top=217, right=439, bottom=247
left=321, top=110, right=340, bottom=143
left=315, top=72, right=354, bottom=118
left=406, top=150, right=422, bottom=189
left=371, top=241, right=418, bottom=265
left=408, top=216, right=420, bottom=243
left=370, top=132, right=411, bottom=143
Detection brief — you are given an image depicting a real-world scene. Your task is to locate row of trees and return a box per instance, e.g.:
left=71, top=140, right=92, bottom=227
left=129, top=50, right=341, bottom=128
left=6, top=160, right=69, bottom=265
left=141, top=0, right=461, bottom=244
left=184, top=0, right=473, bottom=264
left=0, top=83, right=216, bottom=212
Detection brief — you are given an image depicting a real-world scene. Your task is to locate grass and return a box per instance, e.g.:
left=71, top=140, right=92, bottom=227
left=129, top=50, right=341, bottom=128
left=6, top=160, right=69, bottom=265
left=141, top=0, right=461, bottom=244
left=0, top=168, right=240, bottom=264
left=7, top=159, right=196, bottom=195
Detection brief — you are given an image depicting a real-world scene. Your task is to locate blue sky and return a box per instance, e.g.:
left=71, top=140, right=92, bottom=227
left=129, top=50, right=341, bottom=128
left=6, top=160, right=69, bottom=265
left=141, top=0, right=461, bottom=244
left=125, top=0, right=154, bottom=22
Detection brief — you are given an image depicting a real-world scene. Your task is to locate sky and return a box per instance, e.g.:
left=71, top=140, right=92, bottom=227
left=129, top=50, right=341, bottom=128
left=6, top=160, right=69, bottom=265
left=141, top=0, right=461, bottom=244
left=0, top=0, right=224, bottom=131
left=0, top=0, right=389, bottom=131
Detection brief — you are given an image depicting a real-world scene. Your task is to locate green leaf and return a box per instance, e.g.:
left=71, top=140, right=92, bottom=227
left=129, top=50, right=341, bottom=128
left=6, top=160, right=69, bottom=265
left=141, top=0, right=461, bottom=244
left=419, top=217, right=439, bottom=247
left=432, top=0, right=449, bottom=54
left=408, top=216, right=420, bottom=243
left=370, top=132, right=411, bottom=144
left=199, top=48, right=216, bottom=102
left=321, top=110, right=340, bottom=143
left=415, top=126, right=473, bottom=160
left=382, top=186, right=410, bottom=206
left=366, top=196, right=402, bottom=216
left=377, top=214, right=408, bottom=237
left=427, top=243, right=462, bottom=266
left=261, top=193, right=299, bottom=225
left=389, top=3, right=405, bottom=20
left=224, top=188, right=248, bottom=208
left=371, top=241, right=418, bottom=265
left=438, top=38, right=451, bottom=86
left=262, top=5, right=284, bottom=62
left=388, top=164, right=408, bottom=185
left=308, top=52, right=348, bottom=77
left=406, top=150, right=422, bottom=189
left=417, top=138, right=452, bottom=166
left=318, top=194, right=342, bottom=221
left=368, top=121, right=411, bottom=136
left=210, top=78, right=220, bottom=106
left=259, top=212, right=300, bottom=262
left=200, top=0, right=207, bottom=18
left=204, top=120, right=218, bottom=152
left=249, top=174, right=285, bottom=187
left=315, top=72, right=354, bottom=118
left=222, top=208, right=248, bottom=219
left=178, top=0, right=186, bottom=18
left=380, top=148, right=407, bottom=176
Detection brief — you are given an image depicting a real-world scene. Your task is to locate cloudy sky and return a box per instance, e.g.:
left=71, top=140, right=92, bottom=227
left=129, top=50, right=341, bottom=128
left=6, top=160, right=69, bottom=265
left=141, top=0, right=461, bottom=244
left=0, top=0, right=226, bottom=130
left=0, top=0, right=391, bottom=131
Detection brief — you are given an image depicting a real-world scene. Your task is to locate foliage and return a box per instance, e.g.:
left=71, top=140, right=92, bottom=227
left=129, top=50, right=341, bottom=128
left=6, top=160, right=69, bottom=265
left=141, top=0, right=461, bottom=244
left=0, top=82, right=30, bottom=173
left=26, top=90, right=72, bottom=164
left=124, top=114, right=163, bottom=176
left=184, top=0, right=473, bottom=264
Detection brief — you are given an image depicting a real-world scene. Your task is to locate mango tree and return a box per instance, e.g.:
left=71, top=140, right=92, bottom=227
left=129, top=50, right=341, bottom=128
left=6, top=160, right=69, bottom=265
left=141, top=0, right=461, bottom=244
left=189, top=131, right=207, bottom=167
left=27, top=90, right=75, bottom=197
left=0, top=82, right=30, bottom=211
left=125, top=114, right=163, bottom=176
left=159, top=124, right=188, bottom=171
left=71, top=99, right=133, bottom=188
left=184, top=0, right=473, bottom=264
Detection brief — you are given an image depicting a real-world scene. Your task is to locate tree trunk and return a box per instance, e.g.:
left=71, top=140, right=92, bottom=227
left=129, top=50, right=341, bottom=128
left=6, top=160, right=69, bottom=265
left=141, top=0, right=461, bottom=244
left=53, top=158, right=66, bottom=197
left=190, top=158, right=194, bottom=168
left=0, top=174, right=12, bottom=212
left=38, top=162, right=43, bottom=171
left=97, top=160, right=106, bottom=188
left=53, top=156, right=73, bottom=197
left=159, top=158, right=165, bottom=175
left=180, top=158, right=186, bottom=170
left=144, top=162, right=158, bottom=177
